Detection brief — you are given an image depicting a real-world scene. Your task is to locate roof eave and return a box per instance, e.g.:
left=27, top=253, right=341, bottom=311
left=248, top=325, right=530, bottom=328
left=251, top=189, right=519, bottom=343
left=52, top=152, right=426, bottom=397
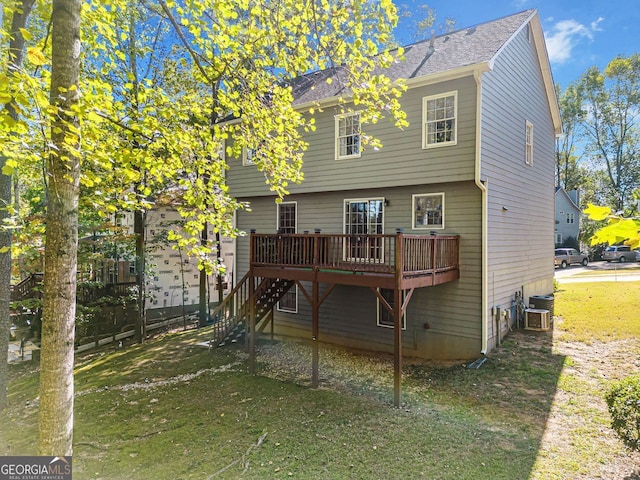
left=403, top=63, right=491, bottom=89
left=488, top=11, right=562, bottom=136
left=293, top=63, right=491, bottom=113
left=530, top=14, right=562, bottom=135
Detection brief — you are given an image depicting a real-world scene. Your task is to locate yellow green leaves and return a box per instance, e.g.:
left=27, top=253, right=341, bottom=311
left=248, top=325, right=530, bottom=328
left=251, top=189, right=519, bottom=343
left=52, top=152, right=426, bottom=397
left=1, top=159, right=18, bottom=176
left=19, top=28, right=32, bottom=41
left=3, top=0, right=409, bottom=274
left=589, top=218, right=640, bottom=248
left=585, top=202, right=640, bottom=248
left=583, top=204, right=611, bottom=221
left=26, top=46, right=46, bottom=66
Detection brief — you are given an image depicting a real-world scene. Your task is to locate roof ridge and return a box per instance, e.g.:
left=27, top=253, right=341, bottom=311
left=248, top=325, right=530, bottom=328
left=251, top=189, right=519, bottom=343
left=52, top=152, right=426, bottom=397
left=399, top=8, right=536, bottom=50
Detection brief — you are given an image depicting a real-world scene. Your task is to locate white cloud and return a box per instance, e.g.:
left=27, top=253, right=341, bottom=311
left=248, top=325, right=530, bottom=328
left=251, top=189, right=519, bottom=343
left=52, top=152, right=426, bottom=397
left=590, top=17, right=604, bottom=32
left=544, top=18, right=602, bottom=65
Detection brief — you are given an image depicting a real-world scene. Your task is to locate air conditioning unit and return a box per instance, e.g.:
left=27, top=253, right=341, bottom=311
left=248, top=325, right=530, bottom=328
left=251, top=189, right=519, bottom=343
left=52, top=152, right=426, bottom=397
left=525, top=308, right=550, bottom=331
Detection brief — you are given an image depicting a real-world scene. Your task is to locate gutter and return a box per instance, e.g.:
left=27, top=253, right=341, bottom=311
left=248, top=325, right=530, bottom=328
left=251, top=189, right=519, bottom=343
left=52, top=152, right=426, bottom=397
left=293, top=63, right=491, bottom=113
left=473, top=67, right=489, bottom=355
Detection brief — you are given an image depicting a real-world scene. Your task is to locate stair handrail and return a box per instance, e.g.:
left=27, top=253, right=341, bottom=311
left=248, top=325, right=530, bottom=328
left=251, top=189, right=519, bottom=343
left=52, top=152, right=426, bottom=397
left=10, top=273, right=44, bottom=302
left=207, top=271, right=252, bottom=344
left=207, top=272, right=295, bottom=347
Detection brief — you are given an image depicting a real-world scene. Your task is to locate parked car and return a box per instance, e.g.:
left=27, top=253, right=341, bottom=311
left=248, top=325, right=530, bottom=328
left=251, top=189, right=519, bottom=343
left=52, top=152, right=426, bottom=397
left=554, top=248, right=589, bottom=268
left=634, top=249, right=640, bottom=262
left=602, top=245, right=632, bottom=263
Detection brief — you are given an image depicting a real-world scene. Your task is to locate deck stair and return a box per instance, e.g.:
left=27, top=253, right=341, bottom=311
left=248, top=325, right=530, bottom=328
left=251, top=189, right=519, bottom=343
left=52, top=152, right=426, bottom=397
left=10, top=273, right=44, bottom=303
left=208, top=273, right=294, bottom=347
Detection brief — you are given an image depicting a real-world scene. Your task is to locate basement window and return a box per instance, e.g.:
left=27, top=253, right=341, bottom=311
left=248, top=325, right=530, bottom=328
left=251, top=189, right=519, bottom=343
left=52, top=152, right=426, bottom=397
left=377, top=288, right=406, bottom=329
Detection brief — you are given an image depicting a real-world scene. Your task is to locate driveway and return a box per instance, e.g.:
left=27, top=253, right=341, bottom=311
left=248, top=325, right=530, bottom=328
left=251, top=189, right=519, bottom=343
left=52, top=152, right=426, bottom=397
left=555, top=260, right=640, bottom=283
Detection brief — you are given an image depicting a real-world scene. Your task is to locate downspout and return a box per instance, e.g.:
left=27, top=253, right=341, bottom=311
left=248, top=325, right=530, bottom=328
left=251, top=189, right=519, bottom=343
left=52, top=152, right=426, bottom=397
left=473, top=68, right=489, bottom=355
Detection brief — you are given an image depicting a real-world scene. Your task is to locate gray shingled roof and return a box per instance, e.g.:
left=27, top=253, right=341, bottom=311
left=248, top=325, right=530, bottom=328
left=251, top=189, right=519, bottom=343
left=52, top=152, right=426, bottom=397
left=291, top=9, right=535, bottom=105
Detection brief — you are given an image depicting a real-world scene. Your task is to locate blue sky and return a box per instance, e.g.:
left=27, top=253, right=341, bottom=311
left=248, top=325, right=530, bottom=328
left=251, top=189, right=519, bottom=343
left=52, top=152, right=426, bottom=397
left=395, top=0, right=640, bottom=89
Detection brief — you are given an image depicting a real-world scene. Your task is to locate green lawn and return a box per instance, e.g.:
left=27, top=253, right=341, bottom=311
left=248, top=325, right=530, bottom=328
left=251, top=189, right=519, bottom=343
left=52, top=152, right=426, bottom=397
left=554, top=281, right=640, bottom=342
left=2, top=281, right=639, bottom=479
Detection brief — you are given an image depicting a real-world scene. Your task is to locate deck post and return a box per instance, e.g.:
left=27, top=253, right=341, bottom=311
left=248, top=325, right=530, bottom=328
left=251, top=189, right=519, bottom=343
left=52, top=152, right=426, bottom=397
left=431, top=233, right=438, bottom=286
left=394, top=231, right=404, bottom=407
left=312, top=230, right=320, bottom=387
left=312, top=275, right=319, bottom=388
left=249, top=270, right=256, bottom=375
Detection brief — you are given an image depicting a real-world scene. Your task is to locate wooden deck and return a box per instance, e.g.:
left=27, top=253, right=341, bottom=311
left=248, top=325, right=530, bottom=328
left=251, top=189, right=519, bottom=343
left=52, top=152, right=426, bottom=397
left=250, top=232, right=460, bottom=289
left=247, top=231, right=460, bottom=406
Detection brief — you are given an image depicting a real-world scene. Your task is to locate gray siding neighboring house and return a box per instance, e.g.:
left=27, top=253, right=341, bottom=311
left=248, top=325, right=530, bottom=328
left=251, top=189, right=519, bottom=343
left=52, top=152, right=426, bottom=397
left=227, top=9, right=561, bottom=360
left=555, top=187, right=581, bottom=245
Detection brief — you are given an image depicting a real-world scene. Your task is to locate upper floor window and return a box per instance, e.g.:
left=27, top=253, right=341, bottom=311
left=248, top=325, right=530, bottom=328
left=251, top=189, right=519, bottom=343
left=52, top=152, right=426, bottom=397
left=423, top=91, right=457, bottom=148
left=566, top=212, right=574, bottom=224
left=412, top=193, right=444, bottom=229
left=243, top=147, right=257, bottom=166
left=525, top=121, right=534, bottom=166
left=335, top=112, right=361, bottom=159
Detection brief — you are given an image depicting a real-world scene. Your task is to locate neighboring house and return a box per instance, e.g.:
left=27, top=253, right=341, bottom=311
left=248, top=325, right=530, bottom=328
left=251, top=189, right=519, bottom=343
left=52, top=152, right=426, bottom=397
left=109, top=207, right=235, bottom=320
left=555, top=187, right=581, bottom=246
left=143, top=206, right=235, bottom=319
left=222, top=9, right=560, bottom=398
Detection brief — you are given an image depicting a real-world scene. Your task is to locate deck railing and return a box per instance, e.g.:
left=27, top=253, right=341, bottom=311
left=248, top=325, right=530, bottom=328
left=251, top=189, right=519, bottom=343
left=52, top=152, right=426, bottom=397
left=10, top=273, right=44, bottom=302
left=251, top=233, right=459, bottom=276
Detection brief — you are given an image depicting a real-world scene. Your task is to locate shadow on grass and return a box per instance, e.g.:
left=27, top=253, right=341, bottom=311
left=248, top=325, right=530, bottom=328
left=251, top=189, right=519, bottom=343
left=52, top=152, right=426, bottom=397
left=404, top=328, right=565, bottom=478
left=4, top=323, right=636, bottom=479
left=251, top=326, right=567, bottom=479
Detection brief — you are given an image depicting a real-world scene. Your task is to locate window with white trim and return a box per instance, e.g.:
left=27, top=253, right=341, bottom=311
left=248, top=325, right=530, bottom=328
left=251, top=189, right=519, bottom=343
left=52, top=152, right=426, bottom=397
left=217, top=140, right=227, bottom=178
left=344, top=198, right=384, bottom=260
left=277, top=285, right=298, bottom=313
left=423, top=91, right=457, bottom=148
left=277, top=201, right=297, bottom=312
left=243, top=147, right=256, bottom=166
left=335, top=112, right=361, bottom=159
left=377, top=288, right=406, bottom=329
left=555, top=233, right=562, bottom=245
left=525, top=121, right=533, bottom=166
left=277, top=202, right=297, bottom=234
left=412, top=193, right=444, bottom=229
left=566, top=212, right=574, bottom=224
left=217, top=139, right=225, bottom=162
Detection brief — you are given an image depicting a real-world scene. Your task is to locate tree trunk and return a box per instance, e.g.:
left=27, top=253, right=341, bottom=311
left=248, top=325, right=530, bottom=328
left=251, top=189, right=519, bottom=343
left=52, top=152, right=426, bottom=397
left=38, top=0, right=81, bottom=456
left=0, top=0, right=35, bottom=411
left=134, top=209, right=146, bottom=342
left=199, top=222, right=208, bottom=327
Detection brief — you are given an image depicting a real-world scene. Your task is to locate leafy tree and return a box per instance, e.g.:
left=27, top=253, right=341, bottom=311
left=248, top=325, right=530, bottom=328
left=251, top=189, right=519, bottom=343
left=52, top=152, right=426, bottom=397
left=555, top=82, right=586, bottom=191
left=584, top=194, right=640, bottom=249
left=38, top=0, right=81, bottom=456
left=397, top=3, right=454, bottom=42
left=0, top=0, right=36, bottom=410
left=579, top=54, right=640, bottom=211
left=3, top=0, right=408, bottom=452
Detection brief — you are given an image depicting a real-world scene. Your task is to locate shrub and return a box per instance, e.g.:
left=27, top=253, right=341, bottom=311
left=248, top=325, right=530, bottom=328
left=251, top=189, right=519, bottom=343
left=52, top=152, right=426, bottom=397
left=606, top=375, right=640, bottom=451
